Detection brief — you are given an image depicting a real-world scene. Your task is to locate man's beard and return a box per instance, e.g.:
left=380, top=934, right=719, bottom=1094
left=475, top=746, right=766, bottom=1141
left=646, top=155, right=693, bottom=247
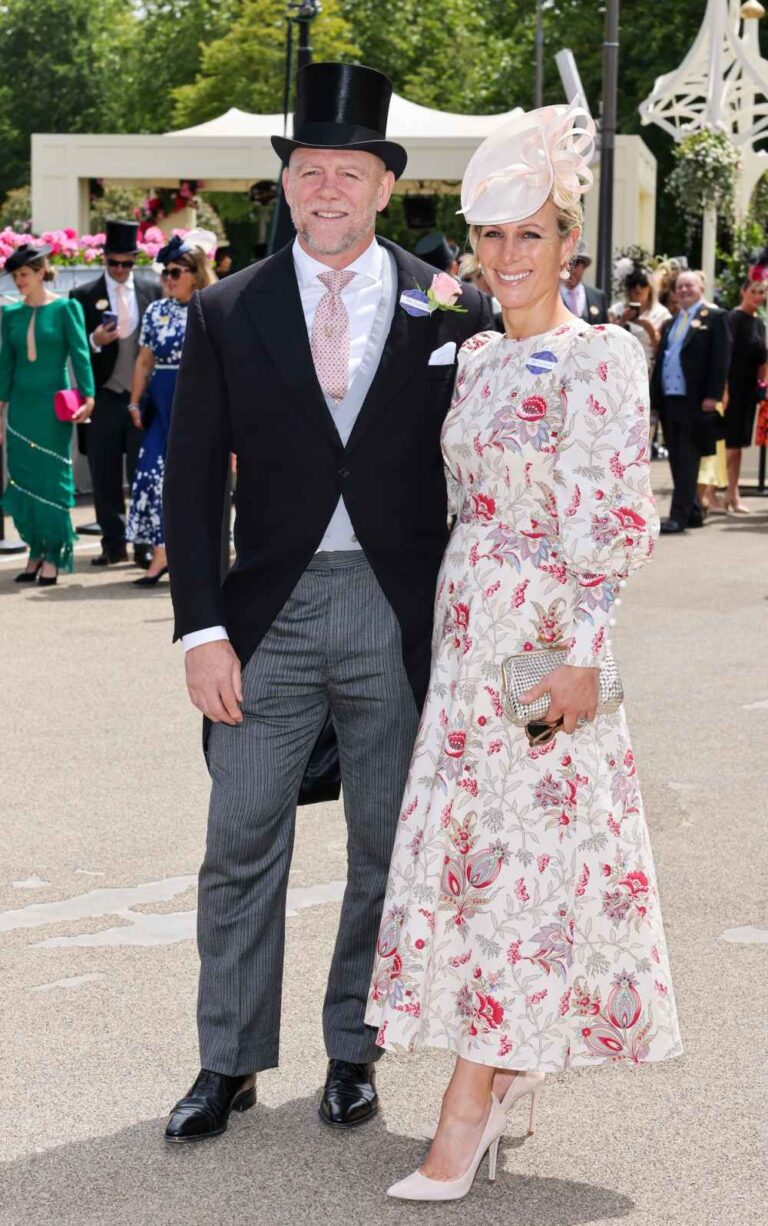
left=292, top=210, right=375, bottom=257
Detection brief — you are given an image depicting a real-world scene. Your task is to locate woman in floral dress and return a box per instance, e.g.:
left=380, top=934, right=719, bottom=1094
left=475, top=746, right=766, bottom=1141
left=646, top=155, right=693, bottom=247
left=367, top=105, right=682, bottom=1202
left=126, top=233, right=216, bottom=585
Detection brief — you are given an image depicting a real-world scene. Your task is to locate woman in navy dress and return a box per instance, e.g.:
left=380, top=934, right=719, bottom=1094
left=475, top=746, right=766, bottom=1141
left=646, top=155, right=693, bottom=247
left=127, top=232, right=217, bottom=585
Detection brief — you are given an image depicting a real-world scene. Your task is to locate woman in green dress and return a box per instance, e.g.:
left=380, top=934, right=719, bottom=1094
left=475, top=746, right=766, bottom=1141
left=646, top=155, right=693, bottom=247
left=0, top=243, right=95, bottom=584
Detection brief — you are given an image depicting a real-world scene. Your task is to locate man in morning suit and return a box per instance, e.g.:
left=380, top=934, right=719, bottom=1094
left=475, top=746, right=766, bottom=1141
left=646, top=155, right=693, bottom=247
left=560, top=243, right=608, bottom=323
left=650, top=269, right=731, bottom=535
left=70, top=219, right=161, bottom=567
left=162, top=62, right=494, bottom=1143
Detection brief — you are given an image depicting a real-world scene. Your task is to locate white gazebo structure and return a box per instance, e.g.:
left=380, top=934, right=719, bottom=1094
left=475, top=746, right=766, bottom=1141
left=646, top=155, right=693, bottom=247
left=640, top=0, right=768, bottom=284
left=31, top=92, right=658, bottom=269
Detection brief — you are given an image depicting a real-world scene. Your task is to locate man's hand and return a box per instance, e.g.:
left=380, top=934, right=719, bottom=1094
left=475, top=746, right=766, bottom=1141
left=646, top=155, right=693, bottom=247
left=701, top=398, right=718, bottom=414
left=92, top=323, right=119, bottom=347
left=521, top=664, right=600, bottom=735
left=185, top=640, right=243, bottom=725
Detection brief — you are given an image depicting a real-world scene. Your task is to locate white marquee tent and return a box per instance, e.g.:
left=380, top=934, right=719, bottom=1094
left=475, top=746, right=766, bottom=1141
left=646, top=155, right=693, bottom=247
left=30, top=94, right=656, bottom=259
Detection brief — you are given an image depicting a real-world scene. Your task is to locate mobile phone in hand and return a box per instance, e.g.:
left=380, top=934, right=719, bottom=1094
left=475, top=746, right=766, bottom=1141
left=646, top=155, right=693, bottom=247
left=102, top=310, right=118, bottom=330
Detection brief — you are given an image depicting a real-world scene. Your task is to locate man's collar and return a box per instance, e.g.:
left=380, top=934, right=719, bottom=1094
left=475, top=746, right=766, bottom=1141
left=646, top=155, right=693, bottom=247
left=105, top=269, right=135, bottom=291
left=292, top=236, right=383, bottom=288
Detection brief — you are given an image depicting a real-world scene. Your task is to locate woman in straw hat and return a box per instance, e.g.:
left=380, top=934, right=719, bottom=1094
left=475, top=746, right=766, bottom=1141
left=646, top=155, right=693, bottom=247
left=367, top=104, right=682, bottom=1202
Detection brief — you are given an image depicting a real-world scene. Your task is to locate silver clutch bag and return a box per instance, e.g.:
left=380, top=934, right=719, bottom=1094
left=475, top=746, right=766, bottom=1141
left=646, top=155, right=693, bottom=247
left=501, top=646, right=624, bottom=726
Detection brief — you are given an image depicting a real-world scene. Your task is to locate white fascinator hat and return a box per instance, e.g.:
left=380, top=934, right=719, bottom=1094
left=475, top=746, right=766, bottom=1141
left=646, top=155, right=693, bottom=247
left=460, top=104, right=596, bottom=226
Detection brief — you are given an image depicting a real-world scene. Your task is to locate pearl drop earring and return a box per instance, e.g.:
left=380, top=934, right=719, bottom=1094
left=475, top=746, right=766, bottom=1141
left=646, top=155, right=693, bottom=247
left=560, top=265, right=570, bottom=281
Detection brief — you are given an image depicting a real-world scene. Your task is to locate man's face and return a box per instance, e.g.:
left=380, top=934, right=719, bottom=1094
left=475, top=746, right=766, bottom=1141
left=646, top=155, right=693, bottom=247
left=283, top=148, right=394, bottom=258
left=565, top=258, right=587, bottom=290
left=104, top=253, right=136, bottom=284
left=674, top=272, right=703, bottom=311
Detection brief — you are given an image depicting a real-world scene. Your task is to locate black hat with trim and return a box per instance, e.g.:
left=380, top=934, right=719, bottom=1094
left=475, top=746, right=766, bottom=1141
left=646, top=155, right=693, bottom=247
left=5, top=242, right=53, bottom=272
left=271, top=62, right=407, bottom=179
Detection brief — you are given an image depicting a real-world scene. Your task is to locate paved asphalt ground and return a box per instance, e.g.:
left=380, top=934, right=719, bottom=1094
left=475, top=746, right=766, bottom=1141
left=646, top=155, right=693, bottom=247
left=1, top=461, right=766, bottom=1226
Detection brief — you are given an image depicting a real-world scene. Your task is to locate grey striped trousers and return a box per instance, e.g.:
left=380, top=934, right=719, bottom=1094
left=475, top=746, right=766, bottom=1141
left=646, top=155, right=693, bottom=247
left=198, top=552, right=420, bottom=1075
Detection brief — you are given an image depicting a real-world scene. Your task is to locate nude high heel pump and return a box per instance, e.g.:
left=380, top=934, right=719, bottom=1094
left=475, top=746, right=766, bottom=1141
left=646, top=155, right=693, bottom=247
left=421, top=1069, right=545, bottom=1141
left=387, top=1094, right=506, bottom=1202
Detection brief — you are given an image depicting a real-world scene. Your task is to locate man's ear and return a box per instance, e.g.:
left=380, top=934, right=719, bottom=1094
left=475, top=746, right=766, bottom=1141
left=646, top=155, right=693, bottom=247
left=377, top=169, right=396, bottom=213
left=281, top=166, right=291, bottom=206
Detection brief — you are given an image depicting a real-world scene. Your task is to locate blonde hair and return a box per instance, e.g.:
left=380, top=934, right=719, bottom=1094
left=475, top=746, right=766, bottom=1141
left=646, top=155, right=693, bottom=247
left=172, top=246, right=217, bottom=291
left=462, top=195, right=583, bottom=277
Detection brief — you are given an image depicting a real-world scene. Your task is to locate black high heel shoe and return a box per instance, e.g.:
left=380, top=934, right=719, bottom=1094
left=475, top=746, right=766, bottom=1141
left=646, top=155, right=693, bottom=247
left=38, top=569, right=58, bottom=587
left=133, top=566, right=168, bottom=588
left=15, top=561, right=42, bottom=583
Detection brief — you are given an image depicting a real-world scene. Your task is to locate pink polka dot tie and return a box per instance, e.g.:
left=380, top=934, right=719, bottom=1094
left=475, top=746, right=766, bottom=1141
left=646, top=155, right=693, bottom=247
left=311, top=270, right=355, bottom=402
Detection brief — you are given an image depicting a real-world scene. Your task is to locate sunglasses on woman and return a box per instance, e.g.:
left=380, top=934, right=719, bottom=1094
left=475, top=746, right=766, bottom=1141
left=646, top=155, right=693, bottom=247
left=161, top=267, right=190, bottom=281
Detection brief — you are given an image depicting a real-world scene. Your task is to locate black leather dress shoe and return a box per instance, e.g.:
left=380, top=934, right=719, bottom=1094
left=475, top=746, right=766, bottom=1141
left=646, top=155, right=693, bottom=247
left=91, top=545, right=129, bottom=567
left=659, top=519, right=687, bottom=535
left=164, top=1069, right=257, bottom=1143
left=319, top=1059, right=378, bottom=1128
left=687, top=514, right=705, bottom=528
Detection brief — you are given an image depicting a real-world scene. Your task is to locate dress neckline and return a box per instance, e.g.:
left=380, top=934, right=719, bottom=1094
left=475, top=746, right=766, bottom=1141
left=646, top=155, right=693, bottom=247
left=499, top=318, right=586, bottom=346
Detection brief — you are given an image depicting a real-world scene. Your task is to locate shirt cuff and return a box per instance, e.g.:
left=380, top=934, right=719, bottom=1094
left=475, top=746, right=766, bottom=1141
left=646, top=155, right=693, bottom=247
left=182, top=626, right=229, bottom=652
left=89, top=332, right=102, bottom=354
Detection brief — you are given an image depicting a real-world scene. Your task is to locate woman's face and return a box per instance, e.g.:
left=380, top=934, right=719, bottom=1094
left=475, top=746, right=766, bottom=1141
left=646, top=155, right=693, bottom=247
left=11, top=264, right=45, bottom=297
left=164, top=262, right=196, bottom=302
left=741, top=281, right=766, bottom=313
left=628, top=282, right=651, bottom=310
left=475, top=201, right=579, bottom=312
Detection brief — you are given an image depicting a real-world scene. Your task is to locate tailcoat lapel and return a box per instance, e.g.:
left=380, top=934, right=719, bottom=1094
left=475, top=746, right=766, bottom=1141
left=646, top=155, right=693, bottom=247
left=239, top=243, right=342, bottom=449
left=345, top=238, right=437, bottom=457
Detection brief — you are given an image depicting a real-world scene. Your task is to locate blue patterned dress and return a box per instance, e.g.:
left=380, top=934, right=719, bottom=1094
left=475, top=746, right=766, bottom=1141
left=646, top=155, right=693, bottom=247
left=127, top=297, right=188, bottom=547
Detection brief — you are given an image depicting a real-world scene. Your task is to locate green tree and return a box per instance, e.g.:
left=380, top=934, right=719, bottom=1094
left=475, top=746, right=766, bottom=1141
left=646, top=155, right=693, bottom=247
left=122, top=0, right=240, bottom=133
left=0, top=0, right=136, bottom=197
left=171, top=0, right=358, bottom=128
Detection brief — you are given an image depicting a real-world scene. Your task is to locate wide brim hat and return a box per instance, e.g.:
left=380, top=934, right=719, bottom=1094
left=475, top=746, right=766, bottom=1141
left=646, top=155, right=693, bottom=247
left=5, top=242, right=53, bottom=272
left=104, top=219, right=140, bottom=254
left=460, top=104, right=596, bottom=226
left=271, top=62, right=407, bottom=179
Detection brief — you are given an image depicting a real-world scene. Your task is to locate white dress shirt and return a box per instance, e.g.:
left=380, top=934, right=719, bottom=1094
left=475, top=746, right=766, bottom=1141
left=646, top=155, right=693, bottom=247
left=89, top=270, right=139, bottom=350
left=182, top=237, right=385, bottom=652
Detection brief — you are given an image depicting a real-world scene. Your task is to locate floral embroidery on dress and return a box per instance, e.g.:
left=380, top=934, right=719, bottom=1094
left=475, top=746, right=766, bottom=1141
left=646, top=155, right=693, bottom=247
left=365, top=321, right=682, bottom=1072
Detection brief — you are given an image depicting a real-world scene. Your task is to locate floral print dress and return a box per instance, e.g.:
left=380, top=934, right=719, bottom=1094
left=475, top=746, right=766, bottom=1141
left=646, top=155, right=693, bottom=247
left=127, top=297, right=188, bottom=547
left=366, top=321, right=683, bottom=1072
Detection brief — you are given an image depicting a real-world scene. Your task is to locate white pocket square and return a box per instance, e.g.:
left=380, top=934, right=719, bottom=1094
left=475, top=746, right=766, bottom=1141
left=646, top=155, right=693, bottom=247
left=428, top=341, right=457, bottom=366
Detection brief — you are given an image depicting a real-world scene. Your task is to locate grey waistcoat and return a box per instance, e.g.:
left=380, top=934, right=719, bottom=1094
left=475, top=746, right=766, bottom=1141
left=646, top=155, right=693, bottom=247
left=318, top=251, right=396, bottom=552
left=104, top=320, right=140, bottom=394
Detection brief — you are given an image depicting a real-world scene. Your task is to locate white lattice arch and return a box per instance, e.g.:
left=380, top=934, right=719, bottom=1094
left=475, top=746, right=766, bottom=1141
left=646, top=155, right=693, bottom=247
left=640, top=0, right=768, bottom=280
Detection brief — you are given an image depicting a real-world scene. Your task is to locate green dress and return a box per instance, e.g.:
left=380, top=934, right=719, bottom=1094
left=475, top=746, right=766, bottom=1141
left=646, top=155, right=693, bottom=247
left=0, top=297, right=95, bottom=571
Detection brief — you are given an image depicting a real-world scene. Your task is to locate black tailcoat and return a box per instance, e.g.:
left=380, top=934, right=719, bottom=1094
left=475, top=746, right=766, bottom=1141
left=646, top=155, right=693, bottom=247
left=650, top=304, right=732, bottom=415
left=69, top=272, right=161, bottom=387
left=164, top=238, right=494, bottom=718
left=581, top=284, right=608, bottom=325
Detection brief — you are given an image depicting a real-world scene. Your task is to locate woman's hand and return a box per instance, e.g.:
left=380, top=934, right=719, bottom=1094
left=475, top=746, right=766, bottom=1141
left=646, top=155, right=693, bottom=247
left=72, top=396, right=95, bottom=423
left=520, top=664, right=600, bottom=734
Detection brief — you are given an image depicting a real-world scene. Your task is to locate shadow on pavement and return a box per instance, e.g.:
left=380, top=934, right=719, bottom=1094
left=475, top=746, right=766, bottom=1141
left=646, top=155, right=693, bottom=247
left=2, top=1097, right=635, bottom=1226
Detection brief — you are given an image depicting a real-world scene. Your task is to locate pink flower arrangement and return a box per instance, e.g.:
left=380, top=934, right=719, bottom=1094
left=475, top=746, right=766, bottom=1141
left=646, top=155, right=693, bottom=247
left=0, top=224, right=189, bottom=271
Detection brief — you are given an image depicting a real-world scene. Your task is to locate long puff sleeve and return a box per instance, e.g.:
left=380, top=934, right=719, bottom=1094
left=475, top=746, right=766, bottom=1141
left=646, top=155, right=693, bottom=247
left=63, top=299, right=96, bottom=396
left=0, top=306, right=16, bottom=401
left=554, top=325, right=659, bottom=667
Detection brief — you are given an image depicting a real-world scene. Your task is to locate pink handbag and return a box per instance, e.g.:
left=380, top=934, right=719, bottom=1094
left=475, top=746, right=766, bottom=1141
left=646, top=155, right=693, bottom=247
left=54, top=388, right=85, bottom=421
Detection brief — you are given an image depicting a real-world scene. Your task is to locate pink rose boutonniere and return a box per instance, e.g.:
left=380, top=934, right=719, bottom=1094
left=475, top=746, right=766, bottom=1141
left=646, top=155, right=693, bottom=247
left=400, top=272, right=468, bottom=318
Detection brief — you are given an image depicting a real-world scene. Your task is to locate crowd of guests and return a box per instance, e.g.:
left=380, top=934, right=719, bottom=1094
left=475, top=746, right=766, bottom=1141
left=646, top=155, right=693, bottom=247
left=0, top=220, right=218, bottom=585
left=1, top=219, right=764, bottom=584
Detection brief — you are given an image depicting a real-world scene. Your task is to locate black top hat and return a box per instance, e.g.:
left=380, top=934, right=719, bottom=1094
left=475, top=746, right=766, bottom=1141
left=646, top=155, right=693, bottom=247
left=104, top=219, right=140, bottom=254
left=271, top=62, right=407, bottom=179
left=414, top=232, right=456, bottom=273
left=4, top=242, right=53, bottom=273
